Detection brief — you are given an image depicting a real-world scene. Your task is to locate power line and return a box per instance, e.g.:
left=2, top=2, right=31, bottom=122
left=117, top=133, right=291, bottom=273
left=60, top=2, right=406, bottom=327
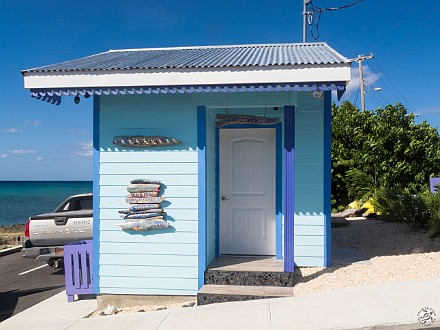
left=371, top=58, right=419, bottom=113
left=303, top=0, right=364, bottom=41
left=318, top=0, right=363, bottom=11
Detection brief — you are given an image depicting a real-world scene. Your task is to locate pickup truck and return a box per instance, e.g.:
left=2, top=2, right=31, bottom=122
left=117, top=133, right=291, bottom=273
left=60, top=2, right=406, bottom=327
left=22, top=193, right=93, bottom=268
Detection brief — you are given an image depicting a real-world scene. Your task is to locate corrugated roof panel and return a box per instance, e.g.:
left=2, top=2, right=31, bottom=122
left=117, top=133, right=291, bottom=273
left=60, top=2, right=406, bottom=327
left=24, top=43, right=349, bottom=73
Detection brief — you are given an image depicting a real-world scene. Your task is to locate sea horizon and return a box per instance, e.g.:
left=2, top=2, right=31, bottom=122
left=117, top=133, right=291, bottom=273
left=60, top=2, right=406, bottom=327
left=0, top=181, right=93, bottom=227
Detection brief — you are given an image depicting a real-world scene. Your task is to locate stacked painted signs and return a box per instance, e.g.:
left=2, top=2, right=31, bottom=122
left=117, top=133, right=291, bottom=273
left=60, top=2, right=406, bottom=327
left=117, top=179, right=170, bottom=231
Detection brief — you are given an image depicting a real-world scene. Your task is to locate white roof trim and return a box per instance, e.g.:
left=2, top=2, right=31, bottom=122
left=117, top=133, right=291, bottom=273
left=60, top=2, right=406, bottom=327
left=24, top=64, right=351, bottom=89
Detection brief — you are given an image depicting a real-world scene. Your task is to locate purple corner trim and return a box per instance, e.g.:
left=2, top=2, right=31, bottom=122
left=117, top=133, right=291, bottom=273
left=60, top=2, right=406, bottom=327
left=284, top=105, right=295, bottom=272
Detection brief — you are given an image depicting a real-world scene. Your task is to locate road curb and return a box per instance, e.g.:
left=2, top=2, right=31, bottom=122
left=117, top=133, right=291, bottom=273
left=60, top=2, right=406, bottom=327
left=0, top=245, right=22, bottom=257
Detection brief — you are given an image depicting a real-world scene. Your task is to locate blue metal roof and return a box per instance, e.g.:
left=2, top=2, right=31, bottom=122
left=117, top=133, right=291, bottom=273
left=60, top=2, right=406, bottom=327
left=24, top=43, right=349, bottom=73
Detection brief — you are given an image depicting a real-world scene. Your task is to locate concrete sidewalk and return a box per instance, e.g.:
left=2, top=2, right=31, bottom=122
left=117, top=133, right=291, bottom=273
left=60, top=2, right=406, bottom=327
left=0, top=290, right=95, bottom=330
left=2, top=278, right=439, bottom=330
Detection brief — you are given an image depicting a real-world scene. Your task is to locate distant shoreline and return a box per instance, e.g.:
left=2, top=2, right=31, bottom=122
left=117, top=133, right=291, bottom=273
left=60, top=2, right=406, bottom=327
left=0, top=224, right=25, bottom=247
left=0, top=223, right=25, bottom=233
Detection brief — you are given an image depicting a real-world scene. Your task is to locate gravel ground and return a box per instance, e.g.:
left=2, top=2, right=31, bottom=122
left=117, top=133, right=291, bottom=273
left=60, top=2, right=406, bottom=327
left=90, top=300, right=197, bottom=317
left=293, top=218, right=440, bottom=296
left=92, top=218, right=440, bottom=316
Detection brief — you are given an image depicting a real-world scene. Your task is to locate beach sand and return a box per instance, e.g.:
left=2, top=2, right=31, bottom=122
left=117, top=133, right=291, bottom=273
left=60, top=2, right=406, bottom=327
left=0, top=224, right=25, bottom=248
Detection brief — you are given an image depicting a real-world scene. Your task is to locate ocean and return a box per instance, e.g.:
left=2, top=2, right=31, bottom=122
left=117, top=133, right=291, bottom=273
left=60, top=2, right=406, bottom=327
left=0, top=181, right=93, bottom=227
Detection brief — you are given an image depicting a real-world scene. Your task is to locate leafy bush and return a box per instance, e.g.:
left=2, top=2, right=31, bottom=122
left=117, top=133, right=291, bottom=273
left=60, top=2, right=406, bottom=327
left=332, top=101, right=440, bottom=210
left=420, top=190, right=440, bottom=237
left=375, top=187, right=440, bottom=237
left=374, top=187, right=430, bottom=229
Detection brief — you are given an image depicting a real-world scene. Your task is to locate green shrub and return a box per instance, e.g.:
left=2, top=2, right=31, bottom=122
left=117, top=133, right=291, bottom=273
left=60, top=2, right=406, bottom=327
left=374, top=187, right=430, bottom=229
left=420, top=190, right=440, bottom=237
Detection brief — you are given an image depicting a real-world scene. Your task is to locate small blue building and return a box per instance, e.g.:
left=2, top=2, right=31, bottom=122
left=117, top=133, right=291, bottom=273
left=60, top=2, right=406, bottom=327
left=23, top=43, right=351, bottom=298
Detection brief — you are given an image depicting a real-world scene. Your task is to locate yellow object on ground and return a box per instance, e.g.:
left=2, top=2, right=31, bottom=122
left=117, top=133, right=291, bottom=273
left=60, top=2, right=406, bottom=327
left=348, top=199, right=379, bottom=215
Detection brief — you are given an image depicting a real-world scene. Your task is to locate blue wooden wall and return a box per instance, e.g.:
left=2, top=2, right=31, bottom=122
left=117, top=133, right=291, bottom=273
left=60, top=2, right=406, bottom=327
left=293, top=92, right=329, bottom=267
left=98, top=97, right=199, bottom=295
left=95, top=90, right=330, bottom=296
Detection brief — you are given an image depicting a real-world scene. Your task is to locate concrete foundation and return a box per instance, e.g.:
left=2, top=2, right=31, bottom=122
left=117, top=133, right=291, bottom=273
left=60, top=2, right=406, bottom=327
left=97, top=294, right=195, bottom=310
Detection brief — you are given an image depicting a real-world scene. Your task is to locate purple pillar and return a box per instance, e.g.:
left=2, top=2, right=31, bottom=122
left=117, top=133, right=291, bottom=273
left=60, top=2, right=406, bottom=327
left=284, top=106, right=295, bottom=272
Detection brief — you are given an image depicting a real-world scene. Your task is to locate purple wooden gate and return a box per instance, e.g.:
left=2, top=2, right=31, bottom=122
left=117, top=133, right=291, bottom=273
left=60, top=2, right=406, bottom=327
left=64, top=240, right=93, bottom=302
left=430, top=178, right=440, bottom=193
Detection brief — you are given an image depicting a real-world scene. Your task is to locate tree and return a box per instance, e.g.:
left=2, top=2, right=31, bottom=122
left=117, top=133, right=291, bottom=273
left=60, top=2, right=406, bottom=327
left=331, top=101, right=440, bottom=210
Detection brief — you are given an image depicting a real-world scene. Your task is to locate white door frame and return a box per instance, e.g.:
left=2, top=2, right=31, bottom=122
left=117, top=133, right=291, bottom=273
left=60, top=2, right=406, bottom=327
left=218, top=127, right=276, bottom=256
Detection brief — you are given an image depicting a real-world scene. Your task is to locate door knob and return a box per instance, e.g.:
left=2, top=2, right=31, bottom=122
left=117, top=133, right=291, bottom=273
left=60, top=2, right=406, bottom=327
left=221, top=196, right=230, bottom=201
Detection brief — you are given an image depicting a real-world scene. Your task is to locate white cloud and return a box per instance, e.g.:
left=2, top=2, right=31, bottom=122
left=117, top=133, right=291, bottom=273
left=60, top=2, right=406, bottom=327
left=23, top=120, right=43, bottom=127
left=418, top=106, right=440, bottom=115
left=9, top=149, right=37, bottom=154
left=0, top=153, right=8, bottom=159
left=343, top=65, right=382, bottom=99
left=0, top=128, right=23, bottom=133
left=67, top=128, right=89, bottom=136
left=71, top=141, right=93, bottom=157
left=35, top=156, right=44, bottom=162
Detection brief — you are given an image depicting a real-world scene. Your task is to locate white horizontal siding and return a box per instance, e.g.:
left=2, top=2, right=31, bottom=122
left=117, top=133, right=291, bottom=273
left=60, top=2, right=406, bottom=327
left=99, top=277, right=197, bottom=291
left=99, top=265, right=198, bottom=278
left=100, top=228, right=197, bottom=244
left=100, top=197, right=198, bottom=209
left=99, top=242, right=197, bottom=255
left=295, top=225, right=324, bottom=236
left=100, top=208, right=198, bottom=220
left=97, top=104, right=200, bottom=296
left=295, top=215, right=324, bottom=226
left=100, top=174, right=198, bottom=186
left=100, top=105, right=196, bottom=128
left=294, top=256, right=324, bottom=267
left=294, top=245, right=324, bottom=256
left=100, top=219, right=198, bottom=232
left=294, top=235, right=324, bottom=246
left=100, top=151, right=197, bottom=163
left=100, top=185, right=198, bottom=198
left=99, top=254, right=197, bottom=267
left=293, top=98, right=326, bottom=267
left=100, top=162, right=198, bottom=175
left=99, top=287, right=196, bottom=295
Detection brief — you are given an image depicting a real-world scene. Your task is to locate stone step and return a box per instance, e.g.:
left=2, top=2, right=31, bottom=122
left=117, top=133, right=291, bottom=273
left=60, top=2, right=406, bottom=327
left=204, top=270, right=294, bottom=287
left=197, top=284, right=294, bottom=306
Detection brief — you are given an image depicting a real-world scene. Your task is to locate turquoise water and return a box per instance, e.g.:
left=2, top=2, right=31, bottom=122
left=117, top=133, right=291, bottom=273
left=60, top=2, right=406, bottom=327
left=0, top=181, right=93, bottom=226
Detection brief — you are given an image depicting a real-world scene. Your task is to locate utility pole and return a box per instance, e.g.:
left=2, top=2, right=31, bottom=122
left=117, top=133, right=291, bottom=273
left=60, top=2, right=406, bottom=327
left=349, top=53, right=374, bottom=112
left=303, top=0, right=312, bottom=42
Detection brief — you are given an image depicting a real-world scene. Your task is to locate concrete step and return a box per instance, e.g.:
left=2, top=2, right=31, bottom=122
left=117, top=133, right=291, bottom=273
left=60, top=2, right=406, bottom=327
left=204, top=269, right=294, bottom=287
left=197, top=284, right=294, bottom=306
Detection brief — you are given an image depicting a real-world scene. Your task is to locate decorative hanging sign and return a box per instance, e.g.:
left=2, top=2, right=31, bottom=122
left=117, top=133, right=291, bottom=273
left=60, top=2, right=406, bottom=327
left=113, top=136, right=181, bottom=148
left=116, top=179, right=171, bottom=231
left=216, top=114, right=279, bottom=128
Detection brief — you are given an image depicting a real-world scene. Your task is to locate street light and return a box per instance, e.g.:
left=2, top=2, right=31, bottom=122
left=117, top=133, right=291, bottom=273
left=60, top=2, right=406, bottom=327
left=365, top=87, right=382, bottom=93
left=362, top=87, right=381, bottom=112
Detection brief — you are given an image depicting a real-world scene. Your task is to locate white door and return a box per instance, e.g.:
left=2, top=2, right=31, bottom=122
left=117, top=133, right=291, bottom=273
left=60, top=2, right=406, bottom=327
left=219, top=128, right=276, bottom=255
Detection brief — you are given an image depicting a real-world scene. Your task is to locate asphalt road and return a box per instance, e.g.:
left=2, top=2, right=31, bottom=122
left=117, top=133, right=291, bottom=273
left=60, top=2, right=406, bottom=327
left=0, top=251, right=65, bottom=322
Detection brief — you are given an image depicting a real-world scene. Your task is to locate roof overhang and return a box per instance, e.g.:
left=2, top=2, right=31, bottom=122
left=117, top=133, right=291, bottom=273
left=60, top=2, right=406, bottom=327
left=24, top=64, right=350, bottom=89
left=29, top=82, right=348, bottom=105
left=23, top=63, right=351, bottom=105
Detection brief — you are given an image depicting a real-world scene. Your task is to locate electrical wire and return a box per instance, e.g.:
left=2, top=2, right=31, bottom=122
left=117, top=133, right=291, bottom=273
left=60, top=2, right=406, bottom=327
left=305, top=0, right=364, bottom=40
left=371, top=58, right=419, bottom=113
left=318, top=0, right=364, bottom=11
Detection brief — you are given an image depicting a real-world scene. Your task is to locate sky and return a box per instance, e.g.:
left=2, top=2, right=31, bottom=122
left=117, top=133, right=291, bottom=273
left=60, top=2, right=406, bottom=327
left=0, top=0, right=439, bottom=181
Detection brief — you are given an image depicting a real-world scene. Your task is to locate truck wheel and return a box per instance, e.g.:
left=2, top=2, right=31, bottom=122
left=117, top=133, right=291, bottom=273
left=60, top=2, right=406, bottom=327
left=47, top=258, right=56, bottom=268
left=47, top=258, right=64, bottom=269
